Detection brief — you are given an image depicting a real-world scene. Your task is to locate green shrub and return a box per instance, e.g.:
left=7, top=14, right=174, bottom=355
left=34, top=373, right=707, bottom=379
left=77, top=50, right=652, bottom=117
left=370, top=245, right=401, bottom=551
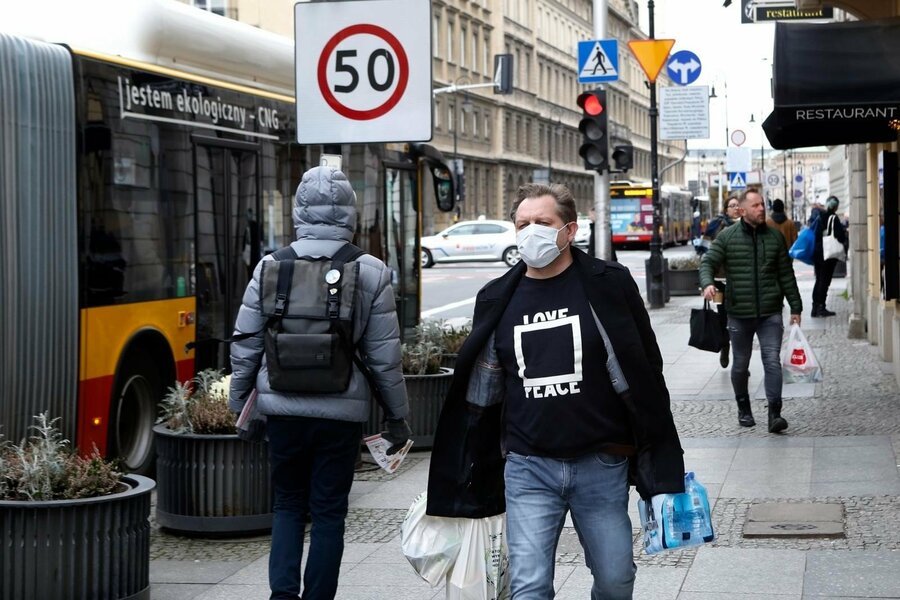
left=0, top=413, right=122, bottom=501
left=158, top=369, right=236, bottom=435
left=440, top=321, right=472, bottom=355
left=401, top=323, right=445, bottom=375
left=668, top=254, right=702, bottom=270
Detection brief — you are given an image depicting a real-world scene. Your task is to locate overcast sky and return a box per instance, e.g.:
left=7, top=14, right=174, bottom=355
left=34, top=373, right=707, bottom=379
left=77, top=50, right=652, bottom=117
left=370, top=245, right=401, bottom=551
left=640, top=0, right=778, bottom=152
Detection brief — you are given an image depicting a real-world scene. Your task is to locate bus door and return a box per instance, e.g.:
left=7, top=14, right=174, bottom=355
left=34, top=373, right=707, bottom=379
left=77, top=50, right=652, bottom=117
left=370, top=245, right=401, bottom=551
left=193, top=137, right=261, bottom=372
left=383, top=163, right=420, bottom=338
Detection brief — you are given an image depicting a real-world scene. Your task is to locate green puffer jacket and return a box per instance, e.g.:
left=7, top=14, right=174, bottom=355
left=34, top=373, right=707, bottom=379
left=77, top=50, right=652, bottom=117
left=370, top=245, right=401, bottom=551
left=699, top=219, right=802, bottom=318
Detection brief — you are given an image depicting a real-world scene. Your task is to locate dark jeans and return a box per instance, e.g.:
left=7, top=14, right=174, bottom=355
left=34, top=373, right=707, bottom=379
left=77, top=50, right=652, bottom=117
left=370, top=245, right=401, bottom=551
left=267, top=416, right=362, bottom=600
left=813, top=258, right=838, bottom=306
left=727, top=314, right=784, bottom=403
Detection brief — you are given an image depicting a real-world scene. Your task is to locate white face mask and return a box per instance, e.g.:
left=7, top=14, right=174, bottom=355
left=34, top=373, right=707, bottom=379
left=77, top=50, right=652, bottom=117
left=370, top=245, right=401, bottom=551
left=516, top=223, right=570, bottom=268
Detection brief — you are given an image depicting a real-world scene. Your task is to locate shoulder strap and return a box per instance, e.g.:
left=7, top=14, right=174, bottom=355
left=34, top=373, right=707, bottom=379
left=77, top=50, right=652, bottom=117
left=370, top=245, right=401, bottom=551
left=271, top=245, right=299, bottom=261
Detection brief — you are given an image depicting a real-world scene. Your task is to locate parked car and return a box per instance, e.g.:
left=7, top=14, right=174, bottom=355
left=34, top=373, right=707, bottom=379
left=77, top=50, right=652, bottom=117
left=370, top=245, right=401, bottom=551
left=421, top=220, right=519, bottom=268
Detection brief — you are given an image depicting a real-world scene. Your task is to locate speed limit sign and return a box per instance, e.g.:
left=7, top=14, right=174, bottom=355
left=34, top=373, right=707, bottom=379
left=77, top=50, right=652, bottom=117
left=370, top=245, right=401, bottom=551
left=295, top=0, right=432, bottom=144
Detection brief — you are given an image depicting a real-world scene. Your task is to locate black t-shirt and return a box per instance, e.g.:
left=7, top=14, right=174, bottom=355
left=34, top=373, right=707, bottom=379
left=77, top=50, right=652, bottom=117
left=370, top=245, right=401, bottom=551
left=495, top=264, right=632, bottom=458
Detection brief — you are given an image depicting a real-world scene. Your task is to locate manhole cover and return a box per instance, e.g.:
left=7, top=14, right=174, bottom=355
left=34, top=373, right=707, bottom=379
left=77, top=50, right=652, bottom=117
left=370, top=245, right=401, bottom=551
left=743, top=502, right=845, bottom=538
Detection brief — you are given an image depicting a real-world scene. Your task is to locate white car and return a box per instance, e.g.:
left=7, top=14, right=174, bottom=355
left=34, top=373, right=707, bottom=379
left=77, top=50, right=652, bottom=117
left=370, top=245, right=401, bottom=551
left=421, top=220, right=519, bottom=268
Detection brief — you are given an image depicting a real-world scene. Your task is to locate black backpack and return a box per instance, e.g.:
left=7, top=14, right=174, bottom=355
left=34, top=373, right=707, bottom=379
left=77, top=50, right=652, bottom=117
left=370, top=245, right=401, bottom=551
left=257, top=243, right=373, bottom=394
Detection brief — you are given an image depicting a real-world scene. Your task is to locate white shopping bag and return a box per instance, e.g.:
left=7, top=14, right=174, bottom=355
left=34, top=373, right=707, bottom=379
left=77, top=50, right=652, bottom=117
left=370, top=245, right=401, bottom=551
left=445, top=513, right=511, bottom=600
left=400, top=492, right=464, bottom=587
left=781, top=324, right=824, bottom=384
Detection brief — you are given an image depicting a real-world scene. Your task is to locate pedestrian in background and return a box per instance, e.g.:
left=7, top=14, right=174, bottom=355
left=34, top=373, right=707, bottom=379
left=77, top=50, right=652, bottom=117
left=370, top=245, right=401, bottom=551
left=428, top=182, right=685, bottom=599
left=812, top=195, right=848, bottom=317
left=702, top=196, right=741, bottom=368
left=700, top=189, right=802, bottom=433
left=229, top=166, right=411, bottom=600
left=766, top=199, right=798, bottom=250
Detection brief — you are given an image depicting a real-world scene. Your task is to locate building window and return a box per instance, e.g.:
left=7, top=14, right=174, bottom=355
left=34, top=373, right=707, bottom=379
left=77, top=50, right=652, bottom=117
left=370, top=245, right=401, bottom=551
left=460, top=25, right=467, bottom=67
left=472, top=31, right=479, bottom=73
left=448, top=21, right=454, bottom=63
left=473, top=110, right=480, bottom=137
left=433, top=14, right=441, bottom=58
left=460, top=109, right=467, bottom=135
left=484, top=111, right=491, bottom=140
left=193, top=0, right=227, bottom=16
left=483, top=35, right=490, bottom=76
left=448, top=103, right=455, bottom=133
left=435, top=100, right=442, bottom=130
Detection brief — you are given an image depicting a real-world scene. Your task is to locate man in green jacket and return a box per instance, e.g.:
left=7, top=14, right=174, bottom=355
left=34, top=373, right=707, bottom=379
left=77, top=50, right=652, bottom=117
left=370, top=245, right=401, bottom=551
left=700, top=189, right=802, bottom=433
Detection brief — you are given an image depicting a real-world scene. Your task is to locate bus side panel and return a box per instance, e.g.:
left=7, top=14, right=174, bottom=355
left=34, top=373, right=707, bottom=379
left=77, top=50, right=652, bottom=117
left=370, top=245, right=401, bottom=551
left=77, top=298, right=195, bottom=453
left=0, top=35, right=79, bottom=445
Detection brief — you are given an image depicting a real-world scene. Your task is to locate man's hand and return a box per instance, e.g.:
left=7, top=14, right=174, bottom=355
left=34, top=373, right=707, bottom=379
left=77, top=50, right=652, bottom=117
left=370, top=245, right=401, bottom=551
left=702, top=285, right=718, bottom=301
left=790, top=314, right=801, bottom=326
left=382, top=418, right=412, bottom=455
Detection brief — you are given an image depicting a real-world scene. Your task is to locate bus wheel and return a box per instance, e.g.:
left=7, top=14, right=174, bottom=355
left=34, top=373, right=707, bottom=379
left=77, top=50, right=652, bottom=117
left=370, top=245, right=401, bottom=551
left=503, top=246, right=520, bottom=267
left=109, top=356, right=161, bottom=475
left=421, top=248, right=434, bottom=268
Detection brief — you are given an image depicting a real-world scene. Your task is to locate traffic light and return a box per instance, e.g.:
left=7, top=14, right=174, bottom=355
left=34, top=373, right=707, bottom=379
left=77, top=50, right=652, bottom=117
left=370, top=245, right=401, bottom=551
left=612, top=143, right=634, bottom=172
left=577, top=89, right=609, bottom=173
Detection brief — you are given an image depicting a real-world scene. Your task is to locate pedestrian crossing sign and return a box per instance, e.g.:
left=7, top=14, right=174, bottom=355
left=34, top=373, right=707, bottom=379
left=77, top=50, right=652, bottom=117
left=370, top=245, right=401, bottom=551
left=729, top=172, right=747, bottom=189
left=578, top=39, right=619, bottom=84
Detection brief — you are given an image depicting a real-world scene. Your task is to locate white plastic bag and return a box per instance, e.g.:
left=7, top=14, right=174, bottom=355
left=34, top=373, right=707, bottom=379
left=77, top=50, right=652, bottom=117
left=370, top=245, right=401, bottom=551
left=446, top=513, right=511, bottom=600
left=400, top=492, right=463, bottom=587
left=822, top=215, right=846, bottom=261
left=781, top=324, right=824, bottom=383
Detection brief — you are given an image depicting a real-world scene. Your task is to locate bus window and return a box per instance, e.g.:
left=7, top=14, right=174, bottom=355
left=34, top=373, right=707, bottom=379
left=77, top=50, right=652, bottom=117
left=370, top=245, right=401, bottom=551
left=384, top=165, right=420, bottom=337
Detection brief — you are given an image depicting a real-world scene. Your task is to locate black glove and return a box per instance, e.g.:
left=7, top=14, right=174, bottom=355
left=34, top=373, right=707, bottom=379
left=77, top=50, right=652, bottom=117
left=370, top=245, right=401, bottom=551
left=382, top=418, right=412, bottom=455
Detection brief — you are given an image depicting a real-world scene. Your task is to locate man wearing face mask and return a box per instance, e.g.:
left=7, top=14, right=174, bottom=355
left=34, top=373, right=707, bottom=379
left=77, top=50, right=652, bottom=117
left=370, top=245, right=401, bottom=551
left=427, top=183, right=685, bottom=599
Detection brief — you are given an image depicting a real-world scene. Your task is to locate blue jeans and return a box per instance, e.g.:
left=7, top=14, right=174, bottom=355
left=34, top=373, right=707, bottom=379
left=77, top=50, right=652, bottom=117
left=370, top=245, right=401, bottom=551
left=727, top=314, right=785, bottom=403
left=504, top=451, right=635, bottom=600
left=266, top=416, right=361, bottom=600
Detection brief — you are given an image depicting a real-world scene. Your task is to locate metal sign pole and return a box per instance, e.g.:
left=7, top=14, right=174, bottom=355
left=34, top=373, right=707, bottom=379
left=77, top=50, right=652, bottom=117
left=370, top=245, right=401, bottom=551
left=593, top=0, right=611, bottom=261
left=646, top=0, right=665, bottom=308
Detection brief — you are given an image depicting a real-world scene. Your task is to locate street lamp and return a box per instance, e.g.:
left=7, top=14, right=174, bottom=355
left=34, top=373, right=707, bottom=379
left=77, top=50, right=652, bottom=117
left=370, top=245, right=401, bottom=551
left=547, top=106, right=563, bottom=184
left=709, top=79, right=729, bottom=149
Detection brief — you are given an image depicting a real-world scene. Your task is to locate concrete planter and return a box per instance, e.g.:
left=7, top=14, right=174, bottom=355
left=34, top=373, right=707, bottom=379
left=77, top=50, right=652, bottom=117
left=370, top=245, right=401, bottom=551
left=367, top=368, right=453, bottom=450
left=0, top=474, right=154, bottom=600
left=668, top=268, right=701, bottom=296
left=153, top=425, right=272, bottom=535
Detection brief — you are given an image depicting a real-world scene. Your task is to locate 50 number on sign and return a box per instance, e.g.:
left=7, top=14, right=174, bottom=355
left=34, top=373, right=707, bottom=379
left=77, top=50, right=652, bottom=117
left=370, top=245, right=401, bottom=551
left=318, top=24, right=409, bottom=121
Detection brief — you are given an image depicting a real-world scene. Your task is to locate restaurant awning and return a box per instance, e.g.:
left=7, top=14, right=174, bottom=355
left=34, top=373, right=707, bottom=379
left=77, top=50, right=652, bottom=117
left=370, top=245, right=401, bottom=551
left=763, top=17, right=900, bottom=150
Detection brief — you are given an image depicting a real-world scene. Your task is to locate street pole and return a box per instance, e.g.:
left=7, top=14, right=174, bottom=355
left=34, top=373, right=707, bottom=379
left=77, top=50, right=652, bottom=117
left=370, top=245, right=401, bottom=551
left=646, top=0, right=665, bottom=308
left=593, top=0, right=611, bottom=261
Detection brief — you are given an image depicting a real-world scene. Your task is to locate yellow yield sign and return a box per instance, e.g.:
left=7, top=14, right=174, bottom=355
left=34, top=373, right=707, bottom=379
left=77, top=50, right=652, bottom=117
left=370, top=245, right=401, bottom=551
left=627, top=39, right=675, bottom=83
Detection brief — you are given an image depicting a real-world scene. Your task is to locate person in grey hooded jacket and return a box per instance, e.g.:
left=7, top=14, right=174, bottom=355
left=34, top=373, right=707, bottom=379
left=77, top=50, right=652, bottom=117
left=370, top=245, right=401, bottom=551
left=229, top=166, right=410, bottom=600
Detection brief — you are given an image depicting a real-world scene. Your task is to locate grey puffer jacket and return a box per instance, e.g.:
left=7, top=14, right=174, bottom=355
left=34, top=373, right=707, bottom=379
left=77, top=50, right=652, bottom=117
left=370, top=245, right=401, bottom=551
left=228, top=167, right=408, bottom=423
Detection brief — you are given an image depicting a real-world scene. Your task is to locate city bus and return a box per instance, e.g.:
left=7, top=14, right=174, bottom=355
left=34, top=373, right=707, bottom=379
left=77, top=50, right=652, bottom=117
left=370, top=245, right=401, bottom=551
left=0, top=1, right=453, bottom=473
left=610, top=181, right=695, bottom=247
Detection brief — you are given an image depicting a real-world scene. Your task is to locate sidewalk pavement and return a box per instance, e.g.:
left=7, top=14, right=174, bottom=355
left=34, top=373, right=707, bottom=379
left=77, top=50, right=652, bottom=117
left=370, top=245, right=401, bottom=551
left=149, top=275, right=900, bottom=600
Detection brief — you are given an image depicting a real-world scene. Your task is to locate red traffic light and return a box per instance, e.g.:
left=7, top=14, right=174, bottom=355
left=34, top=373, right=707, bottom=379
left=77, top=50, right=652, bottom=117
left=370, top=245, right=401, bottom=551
left=577, top=91, right=604, bottom=116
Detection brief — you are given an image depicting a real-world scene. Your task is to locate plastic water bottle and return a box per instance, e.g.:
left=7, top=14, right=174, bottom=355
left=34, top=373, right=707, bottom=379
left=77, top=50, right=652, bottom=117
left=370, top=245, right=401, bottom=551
left=637, top=472, right=715, bottom=554
left=685, top=472, right=715, bottom=543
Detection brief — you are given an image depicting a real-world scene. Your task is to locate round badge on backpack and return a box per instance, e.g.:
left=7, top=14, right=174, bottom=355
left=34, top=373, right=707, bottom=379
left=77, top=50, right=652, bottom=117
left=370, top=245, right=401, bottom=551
left=325, top=269, right=341, bottom=284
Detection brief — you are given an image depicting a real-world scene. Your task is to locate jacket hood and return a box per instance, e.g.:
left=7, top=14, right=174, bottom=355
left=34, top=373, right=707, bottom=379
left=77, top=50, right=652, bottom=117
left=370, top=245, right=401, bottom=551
left=771, top=212, right=787, bottom=224
left=292, top=166, right=357, bottom=241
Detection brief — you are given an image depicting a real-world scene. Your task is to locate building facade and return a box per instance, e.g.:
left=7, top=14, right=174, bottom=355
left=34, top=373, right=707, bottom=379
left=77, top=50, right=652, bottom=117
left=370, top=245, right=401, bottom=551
left=184, top=0, right=685, bottom=232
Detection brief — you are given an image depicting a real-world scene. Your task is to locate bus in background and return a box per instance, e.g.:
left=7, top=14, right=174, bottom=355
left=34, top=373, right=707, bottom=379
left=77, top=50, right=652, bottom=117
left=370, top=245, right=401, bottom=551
left=0, top=0, right=453, bottom=474
left=610, top=181, right=695, bottom=248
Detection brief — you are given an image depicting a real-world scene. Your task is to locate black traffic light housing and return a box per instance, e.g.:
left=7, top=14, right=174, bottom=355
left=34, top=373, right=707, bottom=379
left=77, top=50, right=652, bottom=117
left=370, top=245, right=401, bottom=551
left=612, top=143, right=634, bottom=172
left=577, top=89, right=609, bottom=173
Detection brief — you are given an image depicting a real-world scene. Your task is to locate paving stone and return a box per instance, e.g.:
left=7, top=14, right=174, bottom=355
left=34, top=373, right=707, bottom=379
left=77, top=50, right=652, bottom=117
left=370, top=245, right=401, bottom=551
left=804, top=551, right=900, bottom=598
left=743, top=521, right=844, bottom=538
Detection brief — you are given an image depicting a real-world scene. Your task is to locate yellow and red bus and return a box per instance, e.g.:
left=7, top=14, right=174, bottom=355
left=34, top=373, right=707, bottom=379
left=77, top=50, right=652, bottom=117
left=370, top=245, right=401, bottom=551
left=1, top=2, right=452, bottom=473
left=610, top=181, right=695, bottom=247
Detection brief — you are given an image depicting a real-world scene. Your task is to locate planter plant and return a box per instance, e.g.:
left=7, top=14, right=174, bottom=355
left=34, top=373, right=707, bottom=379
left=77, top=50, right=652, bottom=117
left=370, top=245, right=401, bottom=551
left=366, top=323, right=453, bottom=450
left=154, top=369, right=271, bottom=535
left=438, top=320, right=471, bottom=370
left=0, top=413, right=154, bottom=600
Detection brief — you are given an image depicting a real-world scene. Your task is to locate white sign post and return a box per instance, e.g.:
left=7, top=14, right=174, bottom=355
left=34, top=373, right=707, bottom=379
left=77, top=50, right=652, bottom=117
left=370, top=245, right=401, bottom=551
left=660, top=85, right=710, bottom=140
left=295, top=0, right=432, bottom=144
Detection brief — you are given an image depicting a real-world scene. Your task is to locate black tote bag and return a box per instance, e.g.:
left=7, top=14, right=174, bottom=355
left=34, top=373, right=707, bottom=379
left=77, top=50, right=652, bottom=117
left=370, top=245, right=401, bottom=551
left=689, top=300, right=724, bottom=353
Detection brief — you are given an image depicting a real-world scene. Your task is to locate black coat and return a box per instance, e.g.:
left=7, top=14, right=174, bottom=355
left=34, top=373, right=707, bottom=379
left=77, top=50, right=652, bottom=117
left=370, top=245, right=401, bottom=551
left=426, top=249, right=685, bottom=518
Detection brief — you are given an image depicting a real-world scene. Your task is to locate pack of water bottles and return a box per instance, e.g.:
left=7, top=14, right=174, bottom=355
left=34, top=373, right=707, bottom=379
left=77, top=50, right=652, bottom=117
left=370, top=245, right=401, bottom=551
left=637, top=472, right=715, bottom=555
